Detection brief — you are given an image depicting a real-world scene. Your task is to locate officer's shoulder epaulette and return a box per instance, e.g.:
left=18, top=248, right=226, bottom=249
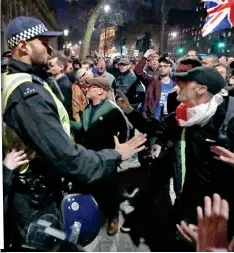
left=19, top=81, right=38, bottom=99
left=19, top=75, right=46, bottom=99
left=31, top=74, right=45, bottom=86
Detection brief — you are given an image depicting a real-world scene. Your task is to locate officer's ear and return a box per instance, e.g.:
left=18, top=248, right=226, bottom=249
left=17, top=40, right=29, bottom=54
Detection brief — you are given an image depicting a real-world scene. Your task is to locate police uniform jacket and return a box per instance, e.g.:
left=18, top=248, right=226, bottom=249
left=3, top=59, right=122, bottom=187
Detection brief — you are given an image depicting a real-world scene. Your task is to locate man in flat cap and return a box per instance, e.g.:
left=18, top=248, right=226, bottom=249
left=71, top=77, right=129, bottom=235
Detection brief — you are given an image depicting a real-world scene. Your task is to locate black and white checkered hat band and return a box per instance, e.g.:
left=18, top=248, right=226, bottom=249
left=8, top=23, right=48, bottom=49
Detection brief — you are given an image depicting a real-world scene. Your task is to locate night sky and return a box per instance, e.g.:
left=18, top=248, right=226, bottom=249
left=51, top=0, right=197, bottom=42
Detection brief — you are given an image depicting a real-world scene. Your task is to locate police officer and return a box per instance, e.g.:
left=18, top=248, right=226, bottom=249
left=2, top=16, right=146, bottom=247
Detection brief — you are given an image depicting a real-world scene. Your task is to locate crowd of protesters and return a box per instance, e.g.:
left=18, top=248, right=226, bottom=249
left=1, top=15, right=234, bottom=252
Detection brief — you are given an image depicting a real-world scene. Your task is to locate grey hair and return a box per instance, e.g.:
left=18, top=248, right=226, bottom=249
left=76, top=67, right=87, bottom=83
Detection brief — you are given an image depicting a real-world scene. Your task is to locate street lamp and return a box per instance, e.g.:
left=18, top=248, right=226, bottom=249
left=64, top=29, right=69, bottom=37
left=104, top=5, right=110, bottom=13
left=63, top=29, right=69, bottom=55
left=79, top=41, right=82, bottom=45
left=104, top=5, right=110, bottom=57
left=218, top=42, right=225, bottom=48
left=171, top=32, right=177, bottom=38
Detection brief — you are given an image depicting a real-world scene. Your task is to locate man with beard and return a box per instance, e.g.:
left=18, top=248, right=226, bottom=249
left=2, top=16, right=146, bottom=249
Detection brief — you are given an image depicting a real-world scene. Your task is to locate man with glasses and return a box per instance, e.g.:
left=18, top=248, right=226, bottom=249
left=134, top=49, right=174, bottom=119
left=71, top=67, right=93, bottom=121
left=156, top=57, right=174, bottom=118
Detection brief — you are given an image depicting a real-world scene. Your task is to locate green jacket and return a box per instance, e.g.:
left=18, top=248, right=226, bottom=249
left=71, top=98, right=129, bottom=151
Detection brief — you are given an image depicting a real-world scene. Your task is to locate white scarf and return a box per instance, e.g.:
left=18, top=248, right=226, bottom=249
left=176, top=89, right=228, bottom=127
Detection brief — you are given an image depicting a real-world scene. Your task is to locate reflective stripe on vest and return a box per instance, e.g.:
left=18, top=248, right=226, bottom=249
left=180, top=128, right=186, bottom=192
left=2, top=73, right=71, bottom=173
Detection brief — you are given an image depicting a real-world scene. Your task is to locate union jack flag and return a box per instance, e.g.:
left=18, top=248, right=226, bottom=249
left=201, top=0, right=234, bottom=37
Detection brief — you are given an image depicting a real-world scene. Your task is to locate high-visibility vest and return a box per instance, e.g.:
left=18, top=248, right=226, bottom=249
left=2, top=72, right=71, bottom=173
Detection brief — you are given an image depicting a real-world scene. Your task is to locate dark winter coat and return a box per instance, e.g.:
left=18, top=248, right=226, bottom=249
left=56, top=74, right=72, bottom=118
left=126, top=96, right=234, bottom=225
left=71, top=98, right=129, bottom=151
left=116, top=69, right=137, bottom=94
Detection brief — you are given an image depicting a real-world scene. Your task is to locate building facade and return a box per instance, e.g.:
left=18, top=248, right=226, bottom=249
left=114, top=22, right=161, bottom=57
left=99, top=27, right=116, bottom=56
left=1, top=0, right=60, bottom=53
left=167, top=0, right=234, bottom=58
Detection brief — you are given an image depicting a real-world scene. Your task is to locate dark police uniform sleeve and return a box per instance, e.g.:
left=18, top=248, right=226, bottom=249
left=3, top=81, right=121, bottom=184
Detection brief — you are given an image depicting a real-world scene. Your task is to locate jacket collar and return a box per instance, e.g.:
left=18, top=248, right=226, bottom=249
left=119, top=69, right=131, bottom=76
left=82, top=98, right=109, bottom=131
left=7, top=59, right=49, bottom=80
left=56, top=74, right=69, bottom=82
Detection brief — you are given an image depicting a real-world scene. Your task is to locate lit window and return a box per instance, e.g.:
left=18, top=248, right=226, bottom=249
left=228, top=31, right=231, bottom=36
left=223, top=32, right=226, bottom=37
left=200, top=17, right=203, bottom=21
left=208, top=48, right=211, bottom=53
left=209, top=35, right=211, bottom=40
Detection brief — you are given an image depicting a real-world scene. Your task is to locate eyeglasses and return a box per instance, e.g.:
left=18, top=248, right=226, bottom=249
left=158, top=65, right=170, bottom=69
left=80, top=71, right=87, bottom=79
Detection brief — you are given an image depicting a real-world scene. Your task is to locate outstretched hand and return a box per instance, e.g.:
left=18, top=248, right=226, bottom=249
left=211, top=146, right=234, bottom=167
left=114, top=133, right=147, bottom=161
left=196, top=194, right=229, bottom=252
left=144, top=49, right=156, bottom=59
left=176, top=221, right=198, bottom=246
